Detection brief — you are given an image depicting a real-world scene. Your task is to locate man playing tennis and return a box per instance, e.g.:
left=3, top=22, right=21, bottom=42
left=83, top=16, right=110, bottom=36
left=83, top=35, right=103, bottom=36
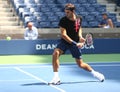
left=49, top=3, right=105, bottom=85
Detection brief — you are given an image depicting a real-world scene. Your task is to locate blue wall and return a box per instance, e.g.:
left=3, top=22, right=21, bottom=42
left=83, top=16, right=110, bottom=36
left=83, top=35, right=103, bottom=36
left=0, top=39, right=120, bottom=55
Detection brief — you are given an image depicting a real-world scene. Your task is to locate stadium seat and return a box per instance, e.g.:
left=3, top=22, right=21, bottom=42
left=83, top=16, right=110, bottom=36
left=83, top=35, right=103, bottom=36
left=39, top=22, right=51, bottom=28
left=86, top=7, right=96, bottom=12
left=48, top=16, right=59, bottom=22
left=85, top=15, right=95, bottom=22
left=24, top=16, right=36, bottom=27
left=77, top=0, right=88, bottom=4
left=56, top=0, right=68, bottom=4
left=89, top=21, right=99, bottom=28
left=24, top=0, right=35, bottom=4
left=67, top=0, right=78, bottom=4
left=10, top=0, right=119, bottom=28
left=40, top=7, right=51, bottom=12
left=51, top=22, right=59, bottom=28
left=37, top=16, right=48, bottom=22
left=88, top=0, right=97, bottom=4
left=96, top=5, right=106, bottom=13
left=30, top=7, right=40, bottom=13
left=44, top=12, right=55, bottom=17
left=82, top=21, right=89, bottom=28
left=18, top=7, right=30, bottom=20
left=77, top=7, right=86, bottom=12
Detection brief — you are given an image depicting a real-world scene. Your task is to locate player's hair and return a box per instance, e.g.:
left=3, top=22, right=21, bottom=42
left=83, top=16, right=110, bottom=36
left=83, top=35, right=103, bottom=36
left=64, top=3, right=75, bottom=12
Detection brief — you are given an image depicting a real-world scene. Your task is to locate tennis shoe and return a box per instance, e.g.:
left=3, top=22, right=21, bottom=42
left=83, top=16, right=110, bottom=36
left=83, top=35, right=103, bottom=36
left=93, top=71, right=105, bottom=82
left=48, top=77, right=60, bottom=85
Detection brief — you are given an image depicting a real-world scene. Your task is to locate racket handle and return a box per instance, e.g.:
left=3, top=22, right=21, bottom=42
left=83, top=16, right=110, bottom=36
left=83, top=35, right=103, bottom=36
left=71, top=41, right=77, bottom=45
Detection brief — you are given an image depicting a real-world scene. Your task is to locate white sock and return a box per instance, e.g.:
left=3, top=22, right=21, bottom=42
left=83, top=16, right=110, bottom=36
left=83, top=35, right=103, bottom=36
left=54, top=72, right=59, bottom=78
left=90, top=70, right=96, bottom=75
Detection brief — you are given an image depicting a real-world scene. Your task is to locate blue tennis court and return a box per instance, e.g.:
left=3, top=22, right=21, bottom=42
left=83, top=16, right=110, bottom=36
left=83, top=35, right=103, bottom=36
left=0, top=62, right=120, bottom=92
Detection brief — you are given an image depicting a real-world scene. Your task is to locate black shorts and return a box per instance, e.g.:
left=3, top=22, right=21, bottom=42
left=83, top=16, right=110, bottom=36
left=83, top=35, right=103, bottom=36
left=56, top=39, right=82, bottom=59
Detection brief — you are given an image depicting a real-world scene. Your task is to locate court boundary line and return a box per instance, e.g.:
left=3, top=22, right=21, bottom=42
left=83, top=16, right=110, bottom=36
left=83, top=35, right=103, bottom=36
left=0, top=61, right=120, bottom=66
left=14, top=67, right=66, bottom=92
left=0, top=63, right=120, bottom=69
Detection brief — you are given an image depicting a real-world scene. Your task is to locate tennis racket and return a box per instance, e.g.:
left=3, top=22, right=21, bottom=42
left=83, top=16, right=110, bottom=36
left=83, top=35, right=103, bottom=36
left=85, top=33, right=94, bottom=47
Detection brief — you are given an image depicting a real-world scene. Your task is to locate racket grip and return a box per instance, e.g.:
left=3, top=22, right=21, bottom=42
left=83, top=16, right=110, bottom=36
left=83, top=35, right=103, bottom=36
left=71, top=41, right=77, bottom=45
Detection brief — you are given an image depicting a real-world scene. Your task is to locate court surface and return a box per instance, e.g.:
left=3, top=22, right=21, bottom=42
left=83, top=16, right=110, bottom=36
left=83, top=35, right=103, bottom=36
left=0, top=62, right=120, bottom=92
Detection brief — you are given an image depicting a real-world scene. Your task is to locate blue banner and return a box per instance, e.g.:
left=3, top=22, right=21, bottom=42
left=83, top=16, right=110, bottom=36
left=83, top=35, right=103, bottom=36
left=0, top=39, right=120, bottom=55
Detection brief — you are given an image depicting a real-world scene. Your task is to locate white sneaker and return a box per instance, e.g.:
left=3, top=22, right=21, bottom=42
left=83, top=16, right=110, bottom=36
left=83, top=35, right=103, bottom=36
left=48, top=77, right=60, bottom=85
left=93, top=71, right=105, bottom=82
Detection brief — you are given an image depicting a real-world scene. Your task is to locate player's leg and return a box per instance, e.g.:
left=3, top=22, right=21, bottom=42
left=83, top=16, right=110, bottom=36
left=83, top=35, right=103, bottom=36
left=75, top=58, right=92, bottom=72
left=52, top=48, right=63, bottom=72
left=69, top=45, right=105, bottom=82
left=76, top=58, right=105, bottom=82
left=48, top=48, right=63, bottom=85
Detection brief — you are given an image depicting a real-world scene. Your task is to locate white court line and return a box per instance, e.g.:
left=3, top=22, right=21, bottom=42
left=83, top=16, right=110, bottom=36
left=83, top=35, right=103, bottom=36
left=15, top=67, right=66, bottom=92
left=0, top=64, right=120, bottom=69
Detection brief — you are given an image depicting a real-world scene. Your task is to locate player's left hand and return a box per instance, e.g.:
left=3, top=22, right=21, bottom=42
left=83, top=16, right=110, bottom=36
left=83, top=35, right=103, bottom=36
left=80, top=37, right=86, bottom=43
left=76, top=42, right=84, bottom=48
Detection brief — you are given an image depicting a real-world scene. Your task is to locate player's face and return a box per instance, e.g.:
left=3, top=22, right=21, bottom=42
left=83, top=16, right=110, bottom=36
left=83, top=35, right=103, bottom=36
left=65, top=9, right=73, bottom=19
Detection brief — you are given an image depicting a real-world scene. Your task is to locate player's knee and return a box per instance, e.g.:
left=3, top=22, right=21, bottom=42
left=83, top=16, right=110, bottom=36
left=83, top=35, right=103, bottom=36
left=52, top=50, right=60, bottom=57
left=77, top=61, right=84, bottom=68
left=79, top=63, right=84, bottom=68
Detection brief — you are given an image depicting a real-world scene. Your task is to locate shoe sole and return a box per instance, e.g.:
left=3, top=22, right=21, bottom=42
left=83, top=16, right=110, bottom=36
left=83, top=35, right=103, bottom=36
left=48, top=81, right=61, bottom=85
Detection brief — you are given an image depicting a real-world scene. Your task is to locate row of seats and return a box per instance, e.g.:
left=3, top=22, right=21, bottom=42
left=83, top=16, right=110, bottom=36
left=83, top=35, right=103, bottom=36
left=10, top=0, right=120, bottom=28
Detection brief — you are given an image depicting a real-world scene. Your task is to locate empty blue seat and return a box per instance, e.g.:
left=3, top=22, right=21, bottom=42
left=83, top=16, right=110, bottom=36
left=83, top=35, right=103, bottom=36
left=85, top=15, right=95, bottom=22
left=55, top=12, right=65, bottom=17
left=39, top=22, right=51, bottom=28
left=24, top=0, right=35, bottom=4
left=51, top=7, right=62, bottom=12
left=44, top=12, right=54, bottom=17
left=32, top=21, right=40, bottom=28
left=96, top=15, right=103, bottom=22
left=67, top=0, right=78, bottom=4
left=24, top=16, right=36, bottom=23
left=30, top=7, right=40, bottom=13
left=33, top=12, right=45, bottom=17
left=86, top=7, right=96, bottom=12
left=56, top=0, right=68, bottom=4
left=40, top=7, right=51, bottom=12
left=21, top=12, right=33, bottom=20
left=77, top=7, right=86, bottom=12
left=51, top=22, right=59, bottom=28
left=114, top=22, right=120, bottom=27
left=79, top=12, right=89, bottom=17
left=88, top=0, right=97, bottom=4
left=96, top=5, right=106, bottom=13
left=89, top=21, right=99, bottom=28
left=37, top=16, right=48, bottom=22
left=45, top=0, right=55, bottom=4
left=82, top=21, right=89, bottom=28
left=77, top=0, right=88, bottom=4
left=48, top=16, right=59, bottom=22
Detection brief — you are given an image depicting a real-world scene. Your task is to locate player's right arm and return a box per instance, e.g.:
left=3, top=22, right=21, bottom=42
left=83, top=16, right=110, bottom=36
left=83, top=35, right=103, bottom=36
left=60, top=27, right=73, bottom=44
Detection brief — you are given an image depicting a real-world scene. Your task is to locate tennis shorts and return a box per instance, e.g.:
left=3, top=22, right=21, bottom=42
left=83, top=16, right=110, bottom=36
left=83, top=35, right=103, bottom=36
left=56, top=39, right=82, bottom=59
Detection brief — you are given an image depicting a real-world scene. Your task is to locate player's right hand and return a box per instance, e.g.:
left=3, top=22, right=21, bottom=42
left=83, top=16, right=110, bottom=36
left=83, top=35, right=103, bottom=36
left=76, top=42, right=84, bottom=48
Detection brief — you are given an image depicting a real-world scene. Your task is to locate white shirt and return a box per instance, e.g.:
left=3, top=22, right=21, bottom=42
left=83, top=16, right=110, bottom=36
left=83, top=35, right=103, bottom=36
left=24, top=26, right=38, bottom=40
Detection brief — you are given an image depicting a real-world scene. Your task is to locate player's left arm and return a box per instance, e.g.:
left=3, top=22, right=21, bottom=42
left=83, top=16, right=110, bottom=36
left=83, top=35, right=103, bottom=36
left=78, top=27, right=85, bottom=43
left=76, top=27, right=85, bottom=48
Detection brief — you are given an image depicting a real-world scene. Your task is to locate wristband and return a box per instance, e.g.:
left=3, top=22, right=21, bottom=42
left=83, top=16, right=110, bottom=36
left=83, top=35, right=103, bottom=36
left=71, top=41, right=77, bottom=45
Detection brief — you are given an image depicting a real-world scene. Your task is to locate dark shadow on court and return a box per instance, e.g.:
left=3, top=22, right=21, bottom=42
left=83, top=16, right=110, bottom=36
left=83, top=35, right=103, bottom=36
left=21, top=81, right=98, bottom=86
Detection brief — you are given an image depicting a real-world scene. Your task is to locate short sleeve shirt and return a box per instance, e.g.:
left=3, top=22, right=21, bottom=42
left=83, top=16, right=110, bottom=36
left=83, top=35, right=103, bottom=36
left=59, top=15, right=82, bottom=42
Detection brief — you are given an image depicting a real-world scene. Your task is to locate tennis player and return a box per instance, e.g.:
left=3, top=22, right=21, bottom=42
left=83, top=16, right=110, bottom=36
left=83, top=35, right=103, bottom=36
left=49, top=3, right=105, bottom=85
